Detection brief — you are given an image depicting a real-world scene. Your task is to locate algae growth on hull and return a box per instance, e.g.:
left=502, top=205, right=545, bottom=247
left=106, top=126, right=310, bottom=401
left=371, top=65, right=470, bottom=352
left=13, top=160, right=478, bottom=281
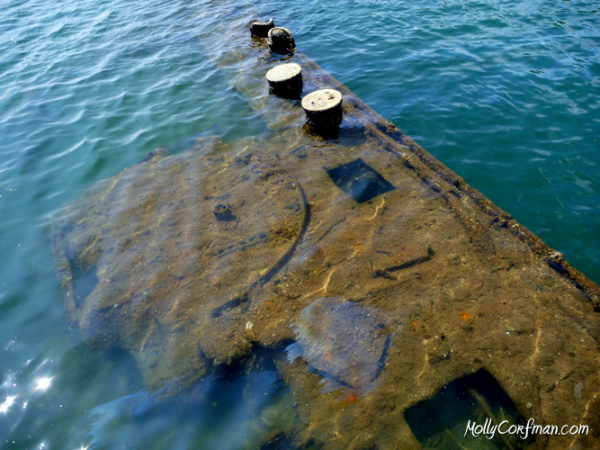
left=51, top=6, right=600, bottom=449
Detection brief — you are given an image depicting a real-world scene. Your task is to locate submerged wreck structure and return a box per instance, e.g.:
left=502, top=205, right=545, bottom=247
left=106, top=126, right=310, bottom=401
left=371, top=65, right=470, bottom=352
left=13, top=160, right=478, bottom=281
left=51, top=5, right=600, bottom=449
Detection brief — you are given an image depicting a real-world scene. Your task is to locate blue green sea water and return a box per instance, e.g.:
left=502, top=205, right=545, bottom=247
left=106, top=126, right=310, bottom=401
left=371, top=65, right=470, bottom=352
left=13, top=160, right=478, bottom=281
left=0, top=0, right=598, bottom=448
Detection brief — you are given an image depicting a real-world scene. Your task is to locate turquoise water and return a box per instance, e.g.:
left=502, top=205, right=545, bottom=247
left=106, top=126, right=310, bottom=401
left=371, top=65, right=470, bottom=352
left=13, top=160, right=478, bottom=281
left=0, top=0, right=598, bottom=447
left=254, top=0, right=600, bottom=282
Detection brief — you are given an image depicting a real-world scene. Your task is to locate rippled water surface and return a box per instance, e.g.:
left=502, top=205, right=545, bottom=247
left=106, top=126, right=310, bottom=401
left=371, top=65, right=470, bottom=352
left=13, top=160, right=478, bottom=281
left=255, top=0, right=600, bottom=281
left=1, top=0, right=598, bottom=447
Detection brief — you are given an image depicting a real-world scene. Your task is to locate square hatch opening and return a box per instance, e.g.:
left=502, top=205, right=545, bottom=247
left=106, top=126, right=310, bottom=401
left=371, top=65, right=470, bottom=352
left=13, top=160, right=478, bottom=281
left=404, top=368, right=534, bottom=449
left=326, top=158, right=394, bottom=203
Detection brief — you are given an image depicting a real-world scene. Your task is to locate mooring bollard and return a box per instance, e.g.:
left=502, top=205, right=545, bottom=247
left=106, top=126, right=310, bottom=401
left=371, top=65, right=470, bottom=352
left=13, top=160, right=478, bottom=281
left=301, top=89, right=343, bottom=136
left=266, top=63, right=303, bottom=98
left=250, top=18, right=274, bottom=38
left=267, top=27, right=295, bottom=54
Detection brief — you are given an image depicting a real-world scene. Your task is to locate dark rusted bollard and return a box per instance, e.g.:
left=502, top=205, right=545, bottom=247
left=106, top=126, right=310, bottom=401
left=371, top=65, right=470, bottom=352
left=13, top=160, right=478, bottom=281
left=301, top=89, right=343, bottom=137
left=250, top=18, right=274, bottom=38
left=266, top=63, right=303, bottom=98
left=267, top=27, right=295, bottom=54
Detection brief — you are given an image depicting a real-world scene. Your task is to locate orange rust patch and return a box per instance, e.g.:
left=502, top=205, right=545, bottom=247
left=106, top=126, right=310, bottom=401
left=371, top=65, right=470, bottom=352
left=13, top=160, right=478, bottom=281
left=340, top=391, right=358, bottom=406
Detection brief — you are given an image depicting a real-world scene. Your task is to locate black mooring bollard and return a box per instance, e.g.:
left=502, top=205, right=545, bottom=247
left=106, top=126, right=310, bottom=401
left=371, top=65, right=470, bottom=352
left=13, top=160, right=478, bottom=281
left=266, top=63, right=303, bottom=98
left=267, top=27, right=295, bottom=54
left=250, top=18, right=274, bottom=38
left=301, top=89, right=343, bottom=137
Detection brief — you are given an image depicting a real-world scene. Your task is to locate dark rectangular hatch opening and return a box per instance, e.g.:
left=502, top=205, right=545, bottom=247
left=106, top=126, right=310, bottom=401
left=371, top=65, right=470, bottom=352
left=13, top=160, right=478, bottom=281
left=326, top=158, right=394, bottom=203
left=404, top=368, right=534, bottom=449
